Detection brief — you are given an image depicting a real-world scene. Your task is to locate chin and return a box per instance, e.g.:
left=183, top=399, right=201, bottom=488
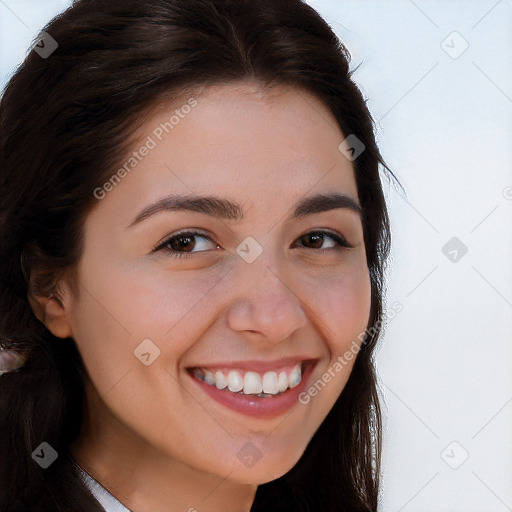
left=217, top=444, right=306, bottom=485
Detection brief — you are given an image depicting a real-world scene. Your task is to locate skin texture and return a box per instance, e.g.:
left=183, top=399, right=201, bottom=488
left=38, top=82, right=372, bottom=512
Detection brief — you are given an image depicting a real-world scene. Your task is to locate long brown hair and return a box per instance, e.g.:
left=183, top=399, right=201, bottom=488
left=0, top=1, right=392, bottom=510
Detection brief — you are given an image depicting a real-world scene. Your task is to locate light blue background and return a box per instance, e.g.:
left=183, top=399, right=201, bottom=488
left=1, top=1, right=511, bottom=510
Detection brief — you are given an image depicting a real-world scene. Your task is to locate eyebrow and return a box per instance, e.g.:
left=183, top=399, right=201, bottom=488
left=128, top=192, right=362, bottom=227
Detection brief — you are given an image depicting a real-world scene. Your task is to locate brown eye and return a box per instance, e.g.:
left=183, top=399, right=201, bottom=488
left=154, top=229, right=352, bottom=260
left=154, top=231, right=219, bottom=259
left=168, top=234, right=196, bottom=252
left=296, top=231, right=352, bottom=251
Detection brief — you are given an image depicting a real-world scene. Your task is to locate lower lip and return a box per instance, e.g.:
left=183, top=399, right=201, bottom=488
left=188, top=363, right=315, bottom=419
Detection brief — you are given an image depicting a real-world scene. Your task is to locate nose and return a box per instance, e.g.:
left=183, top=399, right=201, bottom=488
left=226, top=259, right=308, bottom=343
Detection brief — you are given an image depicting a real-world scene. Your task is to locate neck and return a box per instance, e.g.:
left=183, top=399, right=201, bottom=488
left=69, top=380, right=256, bottom=512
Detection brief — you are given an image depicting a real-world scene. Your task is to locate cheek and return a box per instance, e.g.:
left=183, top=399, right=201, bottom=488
left=72, top=253, right=222, bottom=340
left=298, top=263, right=371, bottom=405
left=299, top=264, right=371, bottom=428
left=308, top=263, right=372, bottom=351
left=67, top=254, right=228, bottom=393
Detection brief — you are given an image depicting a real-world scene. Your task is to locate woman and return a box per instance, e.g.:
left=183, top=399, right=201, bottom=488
left=0, top=0, right=393, bottom=510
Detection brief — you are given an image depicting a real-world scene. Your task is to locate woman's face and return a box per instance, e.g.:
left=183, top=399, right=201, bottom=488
left=61, top=82, right=371, bottom=484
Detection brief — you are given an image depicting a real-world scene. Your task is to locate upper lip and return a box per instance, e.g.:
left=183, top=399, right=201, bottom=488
left=187, top=357, right=318, bottom=372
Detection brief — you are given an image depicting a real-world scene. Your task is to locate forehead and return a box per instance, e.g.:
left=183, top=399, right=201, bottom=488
left=90, top=82, right=359, bottom=223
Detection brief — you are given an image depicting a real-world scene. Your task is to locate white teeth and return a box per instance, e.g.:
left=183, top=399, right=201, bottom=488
left=289, top=365, right=302, bottom=388
left=194, top=363, right=304, bottom=396
left=215, top=371, right=227, bottom=390
left=204, top=370, right=215, bottom=386
left=262, top=371, right=279, bottom=395
left=227, top=370, right=243, bottom=392
left=244, top=372, right=263, bottom=394
left=278, top=371, right=288, bottom=393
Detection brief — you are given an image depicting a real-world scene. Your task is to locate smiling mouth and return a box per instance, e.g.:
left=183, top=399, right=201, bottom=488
left=187, top=362, right=307, bottom=398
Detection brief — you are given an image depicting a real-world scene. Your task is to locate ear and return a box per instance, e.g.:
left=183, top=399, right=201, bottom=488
left=28, top=289, right=73, bottom=339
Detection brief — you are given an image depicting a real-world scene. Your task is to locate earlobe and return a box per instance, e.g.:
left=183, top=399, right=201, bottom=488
left=44, top=296, right=73, bottom=339
left=28, top=293, right=73, bottom=339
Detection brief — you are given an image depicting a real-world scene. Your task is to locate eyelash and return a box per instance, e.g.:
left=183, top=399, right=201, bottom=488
left=153, top=229, right=353, bottom=259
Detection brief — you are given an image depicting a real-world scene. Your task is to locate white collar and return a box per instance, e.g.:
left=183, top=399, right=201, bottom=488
left=72, top=457, right=131, bottom=512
